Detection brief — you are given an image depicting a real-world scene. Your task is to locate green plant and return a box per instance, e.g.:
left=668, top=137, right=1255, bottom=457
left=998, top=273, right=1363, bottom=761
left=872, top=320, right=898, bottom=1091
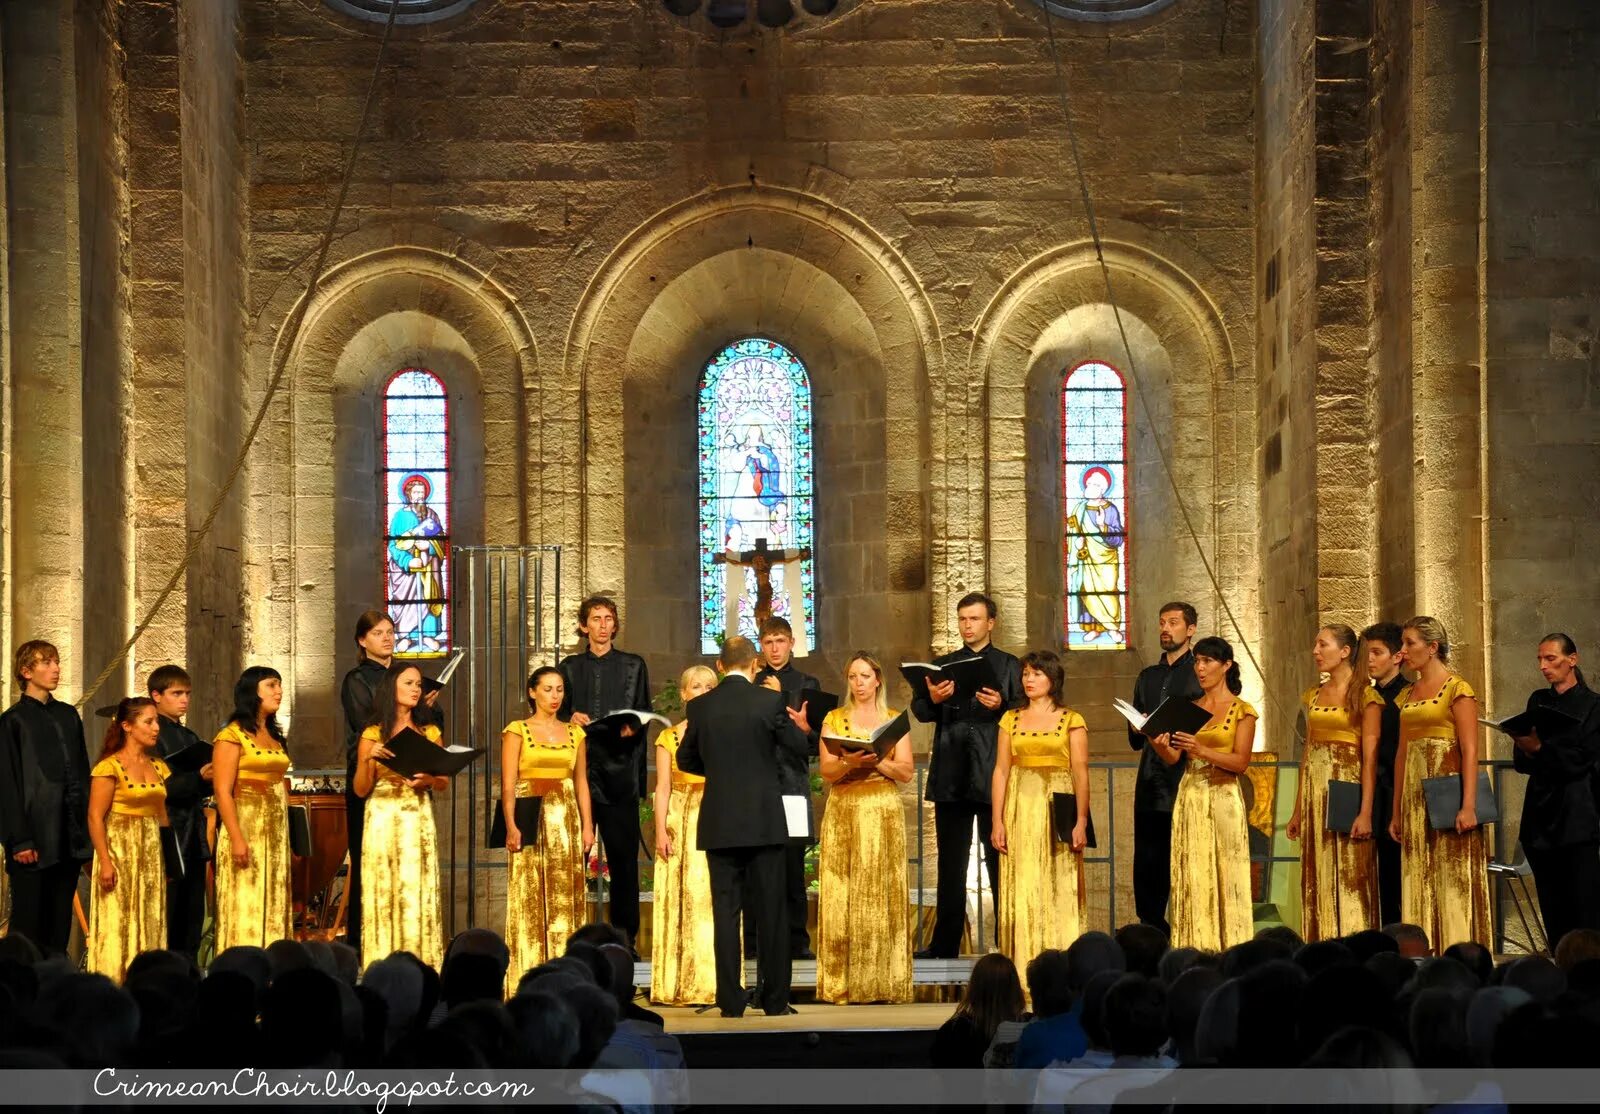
left=653, top=681, right=684, bottom=720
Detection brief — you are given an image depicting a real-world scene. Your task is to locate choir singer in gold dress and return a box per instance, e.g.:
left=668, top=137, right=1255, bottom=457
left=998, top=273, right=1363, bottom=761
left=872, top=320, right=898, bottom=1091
left=651, top=664, right=720, bottom=1006
left=1164, top=636, right=1258, bottom=951
left=991, top=650, right=1089, bottom=970
left=354, top=663, right=448, bottom=971
left=1287, top=624, right=1380, bottom=939
left=502, top=666, right=594, bottom=992
left=816, top=653, right=914, bottom=1004
left=1388, top=616, right=1490, bottom=950
left=213, top=666, right=294, bottom=951
left=86, top=697, right=171, bottom=981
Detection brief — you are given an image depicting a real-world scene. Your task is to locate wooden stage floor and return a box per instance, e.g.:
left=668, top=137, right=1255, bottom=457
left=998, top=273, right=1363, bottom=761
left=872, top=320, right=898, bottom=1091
left=658, top=1001, right=952, bottom=1035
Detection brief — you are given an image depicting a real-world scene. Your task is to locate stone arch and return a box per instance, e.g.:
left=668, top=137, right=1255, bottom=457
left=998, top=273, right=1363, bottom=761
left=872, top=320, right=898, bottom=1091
left=560, top=180, right=943, bottom=677
left=247, top=240, right=536, bottom=760
left=969, top=239, right=1258, bottom=732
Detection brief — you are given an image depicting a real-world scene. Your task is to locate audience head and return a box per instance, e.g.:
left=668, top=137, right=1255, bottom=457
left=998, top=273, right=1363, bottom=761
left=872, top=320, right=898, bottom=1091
left=560, top=982, right=619, bottom=1069
left=1411, top=956, right=1480, bottom=996
left=1065, top=931, right=1126, bottom=992
left=301, top=940, right=340, bottom=980
left=1231, top=961, right=1309, bottom=1067
left=1555, top=928, right=1600, bottom=971
left=1382, top=922, right=1430, bottom=959
left=1293, top=940, right=1355, bottom=978
left=329, top=942, right=361, bottom=987
left=1079, top=969, right=1124, bottom=1051
left=1254, top=924, right=1304, bottom=953
left=261, top=968, right=343, bottom=1067
left=1443, top=941, right=1493, bottom=986
left=1297, top=962, right=1391, bottom=1062
left=507, top=990, right=579, bottom=1068
left=1302, top=1026, right=1416, bottom=1078
left=361, top=955, right=425, bottom=1047
left=210, top=946, right=272, bottom=994
left=1498, top=956, right=1566, bottom=1005
left=124, top=949, right=197, bottom=986
left=1114, top=924, right=1168, bottom=979
left=1103, top=974, right=1167, bottom=1059
left=1193, top=977, right=1243, bottom=1065
left=1409, top=986, right=1474, bottom=1068
left=1342, top=929, right=1400, bottom=962
left=1221, top=936, right=1294, bottom=978
left=1364, top=951, right=1417, bottom=1001
left=563, top=941, right=612, bottom=990
left=955, top=953, right=1025, bottom=1045
left=1166, top=966, right=1223, bottom=1066
left=441, top=953, right=505, bottom=1011
left=34, top=974, right=140, bottom=1068
left=568, top=922, right=630, bottom=950
left=598, top=944, right=636, bottom=1013
left=1157, top=946, right=1207, bottom=986
left=447, top=929, right=512, bottom=977
left=1467, top=986, right=1530, bottom=1067
left=1024, top=949, right=1074, bottom=1018
left=265, top=939, right=313, bottom=982
left=435, top=1001, right=518, bottom=1068
left=0, top=935, right=42, bottom=968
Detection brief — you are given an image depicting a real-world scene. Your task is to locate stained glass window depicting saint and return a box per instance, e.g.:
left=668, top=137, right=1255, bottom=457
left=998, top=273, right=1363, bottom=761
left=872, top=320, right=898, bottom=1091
left=697, top=338, right=816, bottom=655
left=383, top=368, right=451, bottom=657
left=1062, top=360, right=1128, bottom=649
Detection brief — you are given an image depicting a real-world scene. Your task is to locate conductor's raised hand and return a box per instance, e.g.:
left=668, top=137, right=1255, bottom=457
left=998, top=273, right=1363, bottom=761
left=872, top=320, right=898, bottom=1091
left=926, top=678, right=957, bottom=705
left=570, top=711, right=592, bottom=727
left=786, top=700, right=812, bottom=735
left=975, top=687, right=1003, bottom=711
left=762, top=675, right=782, bottom=693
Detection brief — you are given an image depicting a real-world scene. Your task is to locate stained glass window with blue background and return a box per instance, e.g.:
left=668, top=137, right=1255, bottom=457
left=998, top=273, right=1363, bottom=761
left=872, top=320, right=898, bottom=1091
left=697, top=338, right=816, bottom=654
left=1062, top=360, right=1128, bottom=649
left=383, top=368, right=451, bottom=657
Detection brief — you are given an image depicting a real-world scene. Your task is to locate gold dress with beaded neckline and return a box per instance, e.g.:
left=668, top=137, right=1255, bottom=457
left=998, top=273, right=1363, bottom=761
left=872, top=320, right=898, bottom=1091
left=815, top=707, right=912, bottom=1005
left=88, top=754, right=171, bottom=982
left=650, top=725, right=719, bottom=1006
left=1296, top=687, right=1381, bottom=940
left=503, top=719, right=586, bottom=995
left=213, top=722, right=294, bottom=951
left=997, top=707, right=1088, bottom=971
left=359, top=722, right=446, bottom=971
left=1169, top=698, right=1258, bottom=952
left=1397, top=675, right=1490, bottom=948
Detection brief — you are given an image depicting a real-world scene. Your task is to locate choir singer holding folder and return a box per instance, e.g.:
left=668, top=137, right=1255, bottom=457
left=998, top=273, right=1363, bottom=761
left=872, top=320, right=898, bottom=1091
left=1506, top=634, right=1600, bottom=950
left=354, top=663, right=452, bottom=970
left=675, top=636, right=811, bottom=1017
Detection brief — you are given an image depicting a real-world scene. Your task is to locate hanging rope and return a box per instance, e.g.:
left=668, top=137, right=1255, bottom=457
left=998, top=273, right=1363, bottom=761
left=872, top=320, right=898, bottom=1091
left=75, top=0, right=402, bottom=712
left=1038, top=7, right=1289, bottom=726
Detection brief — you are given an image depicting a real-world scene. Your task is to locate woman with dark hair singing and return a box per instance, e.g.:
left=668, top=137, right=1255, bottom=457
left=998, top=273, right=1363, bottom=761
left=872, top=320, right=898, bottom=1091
left=213, top=666, right=294, bottom=950
left=1510, top=633, right=1600, bottom=950
left=86, top=697, right=172, bottom=980
left=501, top=666, right=594, bottom=993
left=353, top=662, right=448, bottom=970
left=1167, top=636, right=1257, bottom=951
left=1389, top=615, right=1489, bottom=949
left=991, top=649, right=1090, bottom=970
left=1287, top=623, right=1380, bottom=939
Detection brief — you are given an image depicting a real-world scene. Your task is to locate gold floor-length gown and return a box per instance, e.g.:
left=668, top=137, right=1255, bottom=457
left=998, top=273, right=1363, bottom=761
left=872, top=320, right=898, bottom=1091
left=1297, top=688, right=1381, bottom=940
left=359, top=723, right=446, bottom=971
left=650, top=725, right=719, bottom=1006
left=213, top=722, right=294, bottom=951
left=1398, top=675, right=1491, bottom=948
left=816, top=707, right=913, bottom=1005
left=88, top=755, right=171, bottom=982
left=1170, top=699, right=1258, bottom=952
left=997, top=707, right=1088, bottom=971
left=503, top=720, right=586, bottom=995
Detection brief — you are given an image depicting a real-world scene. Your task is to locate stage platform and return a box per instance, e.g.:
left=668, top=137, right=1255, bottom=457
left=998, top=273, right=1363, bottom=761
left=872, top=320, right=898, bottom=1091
left=660, top=1001, right=951, bottom=1034
left=659, top=1001, right=951, bottom=1068
left=630, top=956, right=976, bottom=990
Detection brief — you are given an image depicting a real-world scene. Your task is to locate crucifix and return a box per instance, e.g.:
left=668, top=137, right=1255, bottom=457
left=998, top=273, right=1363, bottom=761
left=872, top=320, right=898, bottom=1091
left=715, top=536, right=811, bottom=632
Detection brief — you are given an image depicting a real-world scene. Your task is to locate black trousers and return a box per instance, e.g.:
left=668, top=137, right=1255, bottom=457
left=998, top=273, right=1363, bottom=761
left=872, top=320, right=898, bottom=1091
left=927, top=801, right=999, bottom=957
left=8, top=860, right=83, bottom=956
left=166, top=854, right=209, bottom=959
left=743, top=838, right=811, bottom=956
left=1133, top=809, right=1174, bottom=935
left=1376, top=826, right=1403, bottom=928
left=708, top=844, right=789, bottom=1015
left=345, top=790, right=366, bottom=953
left=1526, top=841, right=1600, bottom=953
left=593, top=799, right=642, bottom=941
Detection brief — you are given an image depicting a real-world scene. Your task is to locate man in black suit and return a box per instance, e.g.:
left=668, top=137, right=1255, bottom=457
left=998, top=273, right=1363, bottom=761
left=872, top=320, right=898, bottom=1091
left=752, top=615, right=820, bottom=961
left=148, top=665, right=213, bottom=960
left=676, top=636, right=810, bottom=1017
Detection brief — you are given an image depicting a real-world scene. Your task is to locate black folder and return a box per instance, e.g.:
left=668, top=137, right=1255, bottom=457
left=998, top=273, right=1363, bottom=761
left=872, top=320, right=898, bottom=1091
left=899, top=656, right=1000, bottom=703
left=1480, top=703, right=1582, bottom=740
left=821, top=711, right=911, bottom=759
left=1324, top=780, right=1362, bottom=834
left=487, top=797, right=543, bottom=850
left=162, top=736, right=211, bottom=774
left=1051, top=792, right=1098, bottom=849
left=1422, top=769, right=1499, bottom=830
left=1116, top=696, right=1213, bottom=740
left=583, top=710, right=672, bottom=739
left=376, top=727, right=485, bottom=779
left=159, top=825, right=186, bottom=879
left=795, top=687, right=841, bottom=725
left=288, top=804, right=312, bottom=858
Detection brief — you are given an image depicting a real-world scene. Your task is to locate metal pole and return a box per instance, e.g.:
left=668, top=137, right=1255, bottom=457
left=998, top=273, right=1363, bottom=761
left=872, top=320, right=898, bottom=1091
left=1106, top=764, right=1117, bottom=932
left=464, top=552, right=478, bottom=932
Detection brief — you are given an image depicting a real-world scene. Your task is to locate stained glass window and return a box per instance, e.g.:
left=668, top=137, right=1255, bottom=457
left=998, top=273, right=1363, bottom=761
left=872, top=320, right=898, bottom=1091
left=697, top=338, right=816, bottom=655
left=1062, top=360, right=1128, bottom=650
left=383, top=368, right=451, bottom=658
